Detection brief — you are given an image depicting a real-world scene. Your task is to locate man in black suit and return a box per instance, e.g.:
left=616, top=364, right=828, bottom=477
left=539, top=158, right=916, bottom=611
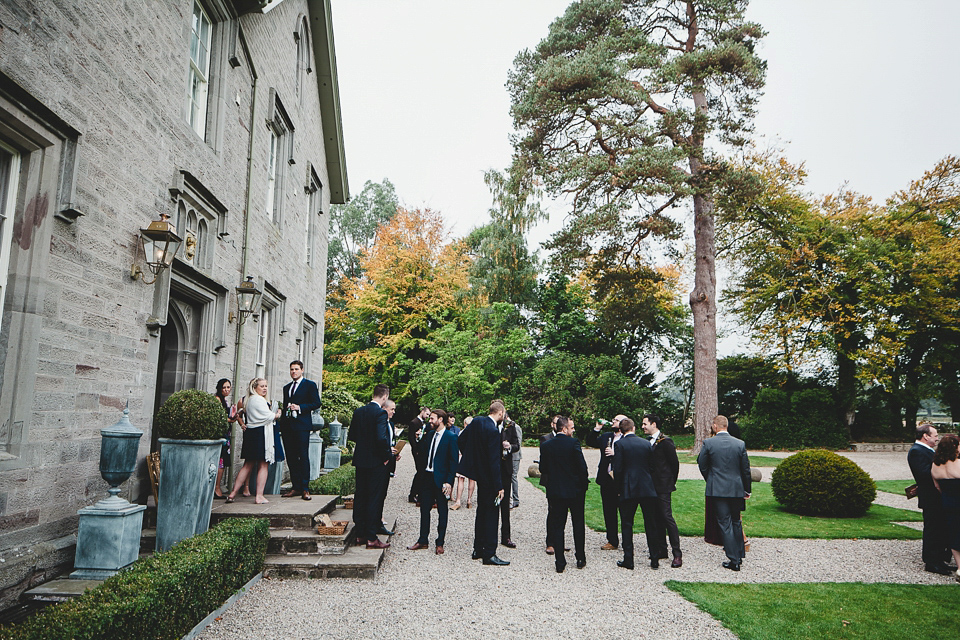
left=279, top=360, right=322, bottom=500
left=539, top=415, right=588, bottom=572
left=611, top=417, right=660, bottom=570
left=350, top=384, right=393, bottom=549
left=698, top=414, right=752, bottom=571
left=407, top=406, right=431, bottom=503
left=641, top=413, right=682, bottom=567
left=462, top=400, right=509, bottom=565
left=407, top=409, right=459, bottom=555
left=499, top=415, right=521, bottom=549
left=908, top=422, right=952, bottom=575
left=586, top=414, right=626, bottom=551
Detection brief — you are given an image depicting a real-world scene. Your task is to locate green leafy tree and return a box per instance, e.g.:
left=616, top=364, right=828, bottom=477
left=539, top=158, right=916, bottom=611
left=508, top=0, right=766, bottom=450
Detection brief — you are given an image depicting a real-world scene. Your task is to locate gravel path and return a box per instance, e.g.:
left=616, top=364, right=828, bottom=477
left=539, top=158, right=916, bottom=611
left=197, top=447, right=945, bottom=640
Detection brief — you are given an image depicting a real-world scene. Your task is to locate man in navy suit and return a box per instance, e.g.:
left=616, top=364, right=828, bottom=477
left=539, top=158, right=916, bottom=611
left=539, top=415, right=588, bottom=572
left=908, top=422, right=952, bottom=575
left=698, top=414, right=752, bottom=571
left=279, top=360, right=321, bottom=501
left=407, top=409, right=459, bottom=555
left=586, top=414, right=626, bottom=551
left=462, top=400, right=509, bottom=565
left=350, top=384, right=393, bottom=549
left=611, top=417, right=660, bottom=570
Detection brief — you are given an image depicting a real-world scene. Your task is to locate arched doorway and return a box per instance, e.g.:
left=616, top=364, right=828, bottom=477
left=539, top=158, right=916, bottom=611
left=152, top=300, right=201, bottom=450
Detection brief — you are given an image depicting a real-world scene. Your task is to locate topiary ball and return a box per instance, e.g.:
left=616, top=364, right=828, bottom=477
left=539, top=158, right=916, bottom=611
left=770, top=449, right=876, bottom=517
left=155, top=389, right=227, bottom=440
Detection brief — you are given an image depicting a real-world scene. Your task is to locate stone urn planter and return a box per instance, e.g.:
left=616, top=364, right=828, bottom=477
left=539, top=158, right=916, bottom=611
left=153, top=389, right=227, bottom=552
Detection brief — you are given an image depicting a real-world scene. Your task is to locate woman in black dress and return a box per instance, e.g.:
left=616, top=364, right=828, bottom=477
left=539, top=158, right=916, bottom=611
left=932, top=434, right=960, bottom=581
left=213, top=378, right=238, bottom=498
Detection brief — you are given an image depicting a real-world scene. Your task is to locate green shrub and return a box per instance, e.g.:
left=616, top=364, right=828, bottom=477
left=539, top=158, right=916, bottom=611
left=154, top=389, right=226, bottom=440
left=308, top=463, right=356, bottom=496
left=0, top=518, right=268, bottom=640
left=771, top=450, right=876, bottom=517
left=742, top=388, right=848, bottom=450
left=319, top=384, right=363, bottom=429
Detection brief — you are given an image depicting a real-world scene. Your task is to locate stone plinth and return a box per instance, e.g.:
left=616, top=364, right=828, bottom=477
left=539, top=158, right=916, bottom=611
left=70, top=502, right=145, bottom=580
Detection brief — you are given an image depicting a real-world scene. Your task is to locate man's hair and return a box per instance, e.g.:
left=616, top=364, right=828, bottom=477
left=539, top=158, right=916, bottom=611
left=556, top=415, right=571, bottom=430
left=289, top=360, right=304, bottom=369
left=431, top=408, right=448, bottom=422
left=384, top=399, right=396, bottom=408
left=420, top=406, right=430, bottom=413
left=620, top=417, right=635, bottom=432
left=643, top=413, right=660, bottom=429
left=489, top=400, right=505, bottom=414
left=917, top=422, right=937, bottom=440
left=713, top=415, right=728, bottom=430
left=373, top=383, right=390, bottom=400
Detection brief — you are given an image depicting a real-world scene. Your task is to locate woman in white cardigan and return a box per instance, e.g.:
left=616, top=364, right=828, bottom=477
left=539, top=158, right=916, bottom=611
left=226, top=378, right=280, bottom=504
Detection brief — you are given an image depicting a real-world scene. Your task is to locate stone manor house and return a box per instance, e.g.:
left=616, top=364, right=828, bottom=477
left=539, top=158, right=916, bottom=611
left=0, top=0, right=347, bottom=605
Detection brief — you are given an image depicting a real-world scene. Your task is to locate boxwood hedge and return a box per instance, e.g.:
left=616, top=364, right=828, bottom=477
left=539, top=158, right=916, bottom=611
left=0, top=517, right=269, bottom=640
left=308, top=462, right=356, bottom=497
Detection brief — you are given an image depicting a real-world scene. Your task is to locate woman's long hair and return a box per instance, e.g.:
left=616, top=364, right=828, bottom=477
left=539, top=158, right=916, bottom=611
left=934, top=434, right=959, bottom=466
left=215, top=378, right=231, bottom=411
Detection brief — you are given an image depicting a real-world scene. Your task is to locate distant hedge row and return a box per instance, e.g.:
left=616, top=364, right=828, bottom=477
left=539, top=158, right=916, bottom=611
left=0, top=518, right=269, bottom=640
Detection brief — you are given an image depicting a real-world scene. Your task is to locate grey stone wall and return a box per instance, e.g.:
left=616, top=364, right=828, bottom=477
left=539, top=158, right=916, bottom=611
left=0, top=0, right=337, bottom=606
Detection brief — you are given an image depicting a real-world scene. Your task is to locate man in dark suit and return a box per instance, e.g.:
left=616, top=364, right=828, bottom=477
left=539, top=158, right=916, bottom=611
left=407, top=406, right=431, bottom=503
left=539, top=415, right=588, bottom=572
left=462, top=400, right=509, bottom=565
left=698, top=414, right=752, bottom=571
left=642, top=413, right=682, bottom=567
left=611, top=418, right=660, bottom=570
left=586, top=414, right=626, bottom=551
left=908, top=422, right=952, bottom=575
left=407, top=409, right=458, bottom=555
left=499, top=415, right=521, bottom=549
left=279, top=360, right=322, bottom=501
left=350, top=384, right=393, bottom=549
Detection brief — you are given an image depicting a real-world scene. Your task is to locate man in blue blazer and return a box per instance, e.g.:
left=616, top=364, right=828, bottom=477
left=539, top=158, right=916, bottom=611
left=407, top=409, right=459, bottom=555
left=698, top=414, right=752, bottom=571
left=462, top=400, right=510, bottom=565
left=539, top=415, right=588, bottom=572
left=612, top=417, right=660, bottom=570
left=350, top=384, right=393, bottom=549
left=280, top=361, right=322, bottom=501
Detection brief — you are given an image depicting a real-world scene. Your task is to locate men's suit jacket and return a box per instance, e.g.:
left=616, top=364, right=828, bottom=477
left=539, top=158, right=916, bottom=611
left=511, top=423, right=523, bottom=461
left=418, top=428, right=459, bottom=488
left=350, top=401, right=392, bottom=469
left=650, top=433, right=680, bottom=494
left=613, top=433, right=657, bottom=501
left=697, top=431, right=752, bottom=498
left=281, top=378, right=321, bottom=431
left=585, top=429, right=617, bottom=487
left=463, top=415, right=502, bottom=490
left=500, top=423, right=521, bottom=478
left=908, top=443, right=938, bottom=509
left=539, top=433, right=588, bottom=501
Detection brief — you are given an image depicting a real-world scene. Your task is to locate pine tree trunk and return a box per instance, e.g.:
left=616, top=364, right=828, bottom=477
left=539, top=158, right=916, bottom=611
left=690, top=191, right=718, bottom=454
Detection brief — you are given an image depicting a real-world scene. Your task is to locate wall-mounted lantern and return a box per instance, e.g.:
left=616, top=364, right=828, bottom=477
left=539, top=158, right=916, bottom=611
left=131, top=213, right=182, bottom=284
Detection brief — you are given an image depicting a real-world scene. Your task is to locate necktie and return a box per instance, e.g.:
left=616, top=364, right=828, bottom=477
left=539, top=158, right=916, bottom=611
left=427, top=432, right=440, bottom=470
left=290, top=380, right=299, bottom=397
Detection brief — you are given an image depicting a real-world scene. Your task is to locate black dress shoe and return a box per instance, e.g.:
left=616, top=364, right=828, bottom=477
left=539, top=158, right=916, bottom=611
left=576, top=559, right=587, bottom=569
left=650, top=557, right=659, bottom=569
left=722, top=561, right=741, bottom=571
left=617, top=560, right=634, bottom=570
left=472, top=551, right=481, bottom=560
left=671, top=555, right=683, bottom=568
left=482, top=555, right=510, bottom=565
left=556, top=563, right=566, bottom=573
left=501, top=539, right=517, bottom=548
left=378, top=525, right=395, bottom=536
left=925, top=563, right=953, bottom=576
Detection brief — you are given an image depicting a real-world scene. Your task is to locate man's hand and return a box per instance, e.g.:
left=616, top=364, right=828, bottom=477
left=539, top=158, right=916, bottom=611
left=594, top=422, right=603, bottom=431
left=605, top=445, right=614, bottom=457
left=502, top=441, right=511, bottom=451
left=288, top=403, right=300, bottom=412
left=497, top=489, right=504, bottom=501
left=442, top=483, right=451, bottom=498
left=744, top=492, right=751, bottom=499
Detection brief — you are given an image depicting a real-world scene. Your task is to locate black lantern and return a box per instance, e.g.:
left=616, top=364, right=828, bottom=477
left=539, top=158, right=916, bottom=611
left=132, top=213, right=182, bottom=284
left=235, top=275, right=263, bottom=324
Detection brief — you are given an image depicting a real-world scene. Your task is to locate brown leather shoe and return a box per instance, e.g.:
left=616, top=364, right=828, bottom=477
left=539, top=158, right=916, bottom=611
left=366, top=539, right=390, bottom=549
left=407, top=542, right=429, bottom=551
left=301, top=491, right=312, bottom=501
left=435, top=545, right=444, bottom=555
left=282, top=489, right=297, bottom=498
left=601, top=542, right=618, bottom=551
left=545, top=546, right=555, bottom=555
left=671, top=555, right=683, bottom=568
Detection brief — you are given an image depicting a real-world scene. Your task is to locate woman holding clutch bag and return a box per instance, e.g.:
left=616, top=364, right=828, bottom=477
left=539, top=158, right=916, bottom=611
left=226, top=378, right=280, bottom=504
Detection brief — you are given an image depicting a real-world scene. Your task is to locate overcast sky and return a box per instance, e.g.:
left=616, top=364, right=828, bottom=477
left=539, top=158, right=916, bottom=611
left=328, top=0, right=960, bottom=355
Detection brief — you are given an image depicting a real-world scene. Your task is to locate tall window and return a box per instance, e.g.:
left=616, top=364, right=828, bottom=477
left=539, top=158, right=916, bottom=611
left=265, top=131, right=279, bottom=221
left=187, top=1, right=212, bottom=138
left=255, top=306, right=271, bottom=379
left=265, top=91, right=294, bottom=225
left=295, top=19, right=311, bottom=104
left=305, top=169, right=321, bottom=266
left=0, top=143, right=19, bottom=333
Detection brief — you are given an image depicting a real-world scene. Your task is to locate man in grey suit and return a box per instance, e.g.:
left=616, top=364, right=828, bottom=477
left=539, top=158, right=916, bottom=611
left=611, top=418, right=661, bottom=570
left=698, top=414, right=752, bottom=571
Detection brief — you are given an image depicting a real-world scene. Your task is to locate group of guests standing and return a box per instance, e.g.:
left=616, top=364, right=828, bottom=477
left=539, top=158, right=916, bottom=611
left=908, top=423, right=960, bottom=580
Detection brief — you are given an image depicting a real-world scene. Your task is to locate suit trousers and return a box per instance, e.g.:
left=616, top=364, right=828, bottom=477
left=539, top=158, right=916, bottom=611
left=355, top=464, right=390, bottom=542
left=474, top=483, right=499, bottom=559
left=417, top=473, right=449, bottom=546
left=654, top=492, right=681, bottom=556
left=280, top=428, right=311, bottom=492
left=500, top=468, right=513, bottom=541
left=713, top=497, right=746, bottom=562
left=618, top=498, right=660, bottom=561
left=547, top=496, right=586, bottom=569
left=511, top=458, right=521, bottom=505
left=921, top=501, right=950, bottom=565
left=599, top=481, right=620, bottom=546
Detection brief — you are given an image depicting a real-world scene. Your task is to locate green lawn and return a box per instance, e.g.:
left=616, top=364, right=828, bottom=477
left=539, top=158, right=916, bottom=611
left=528, top=478, right=922, bottom=539
left=676, top=452, right=783, bottom=467
left=666, top=582, right=960, bottom=640
left=874, top=479, right=915, bottom=496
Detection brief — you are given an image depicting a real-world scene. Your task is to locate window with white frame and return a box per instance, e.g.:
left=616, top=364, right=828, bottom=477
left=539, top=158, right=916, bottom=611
left=264, top=91, right=294, bottom=225
left=305, top=167, right=321, bottom=267
left=295, top=18, right=311, bottom=104
left=0, top=142, right=19, bottom=333
left=255, top=306, right=272, bottom=380
left=187, top=1, right=212, bottom=138
left=298, top=313, right=317, bottom=377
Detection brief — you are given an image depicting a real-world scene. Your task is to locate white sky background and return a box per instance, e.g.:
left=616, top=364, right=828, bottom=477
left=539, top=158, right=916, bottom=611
left=330, top=0, right=960, bottom=355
